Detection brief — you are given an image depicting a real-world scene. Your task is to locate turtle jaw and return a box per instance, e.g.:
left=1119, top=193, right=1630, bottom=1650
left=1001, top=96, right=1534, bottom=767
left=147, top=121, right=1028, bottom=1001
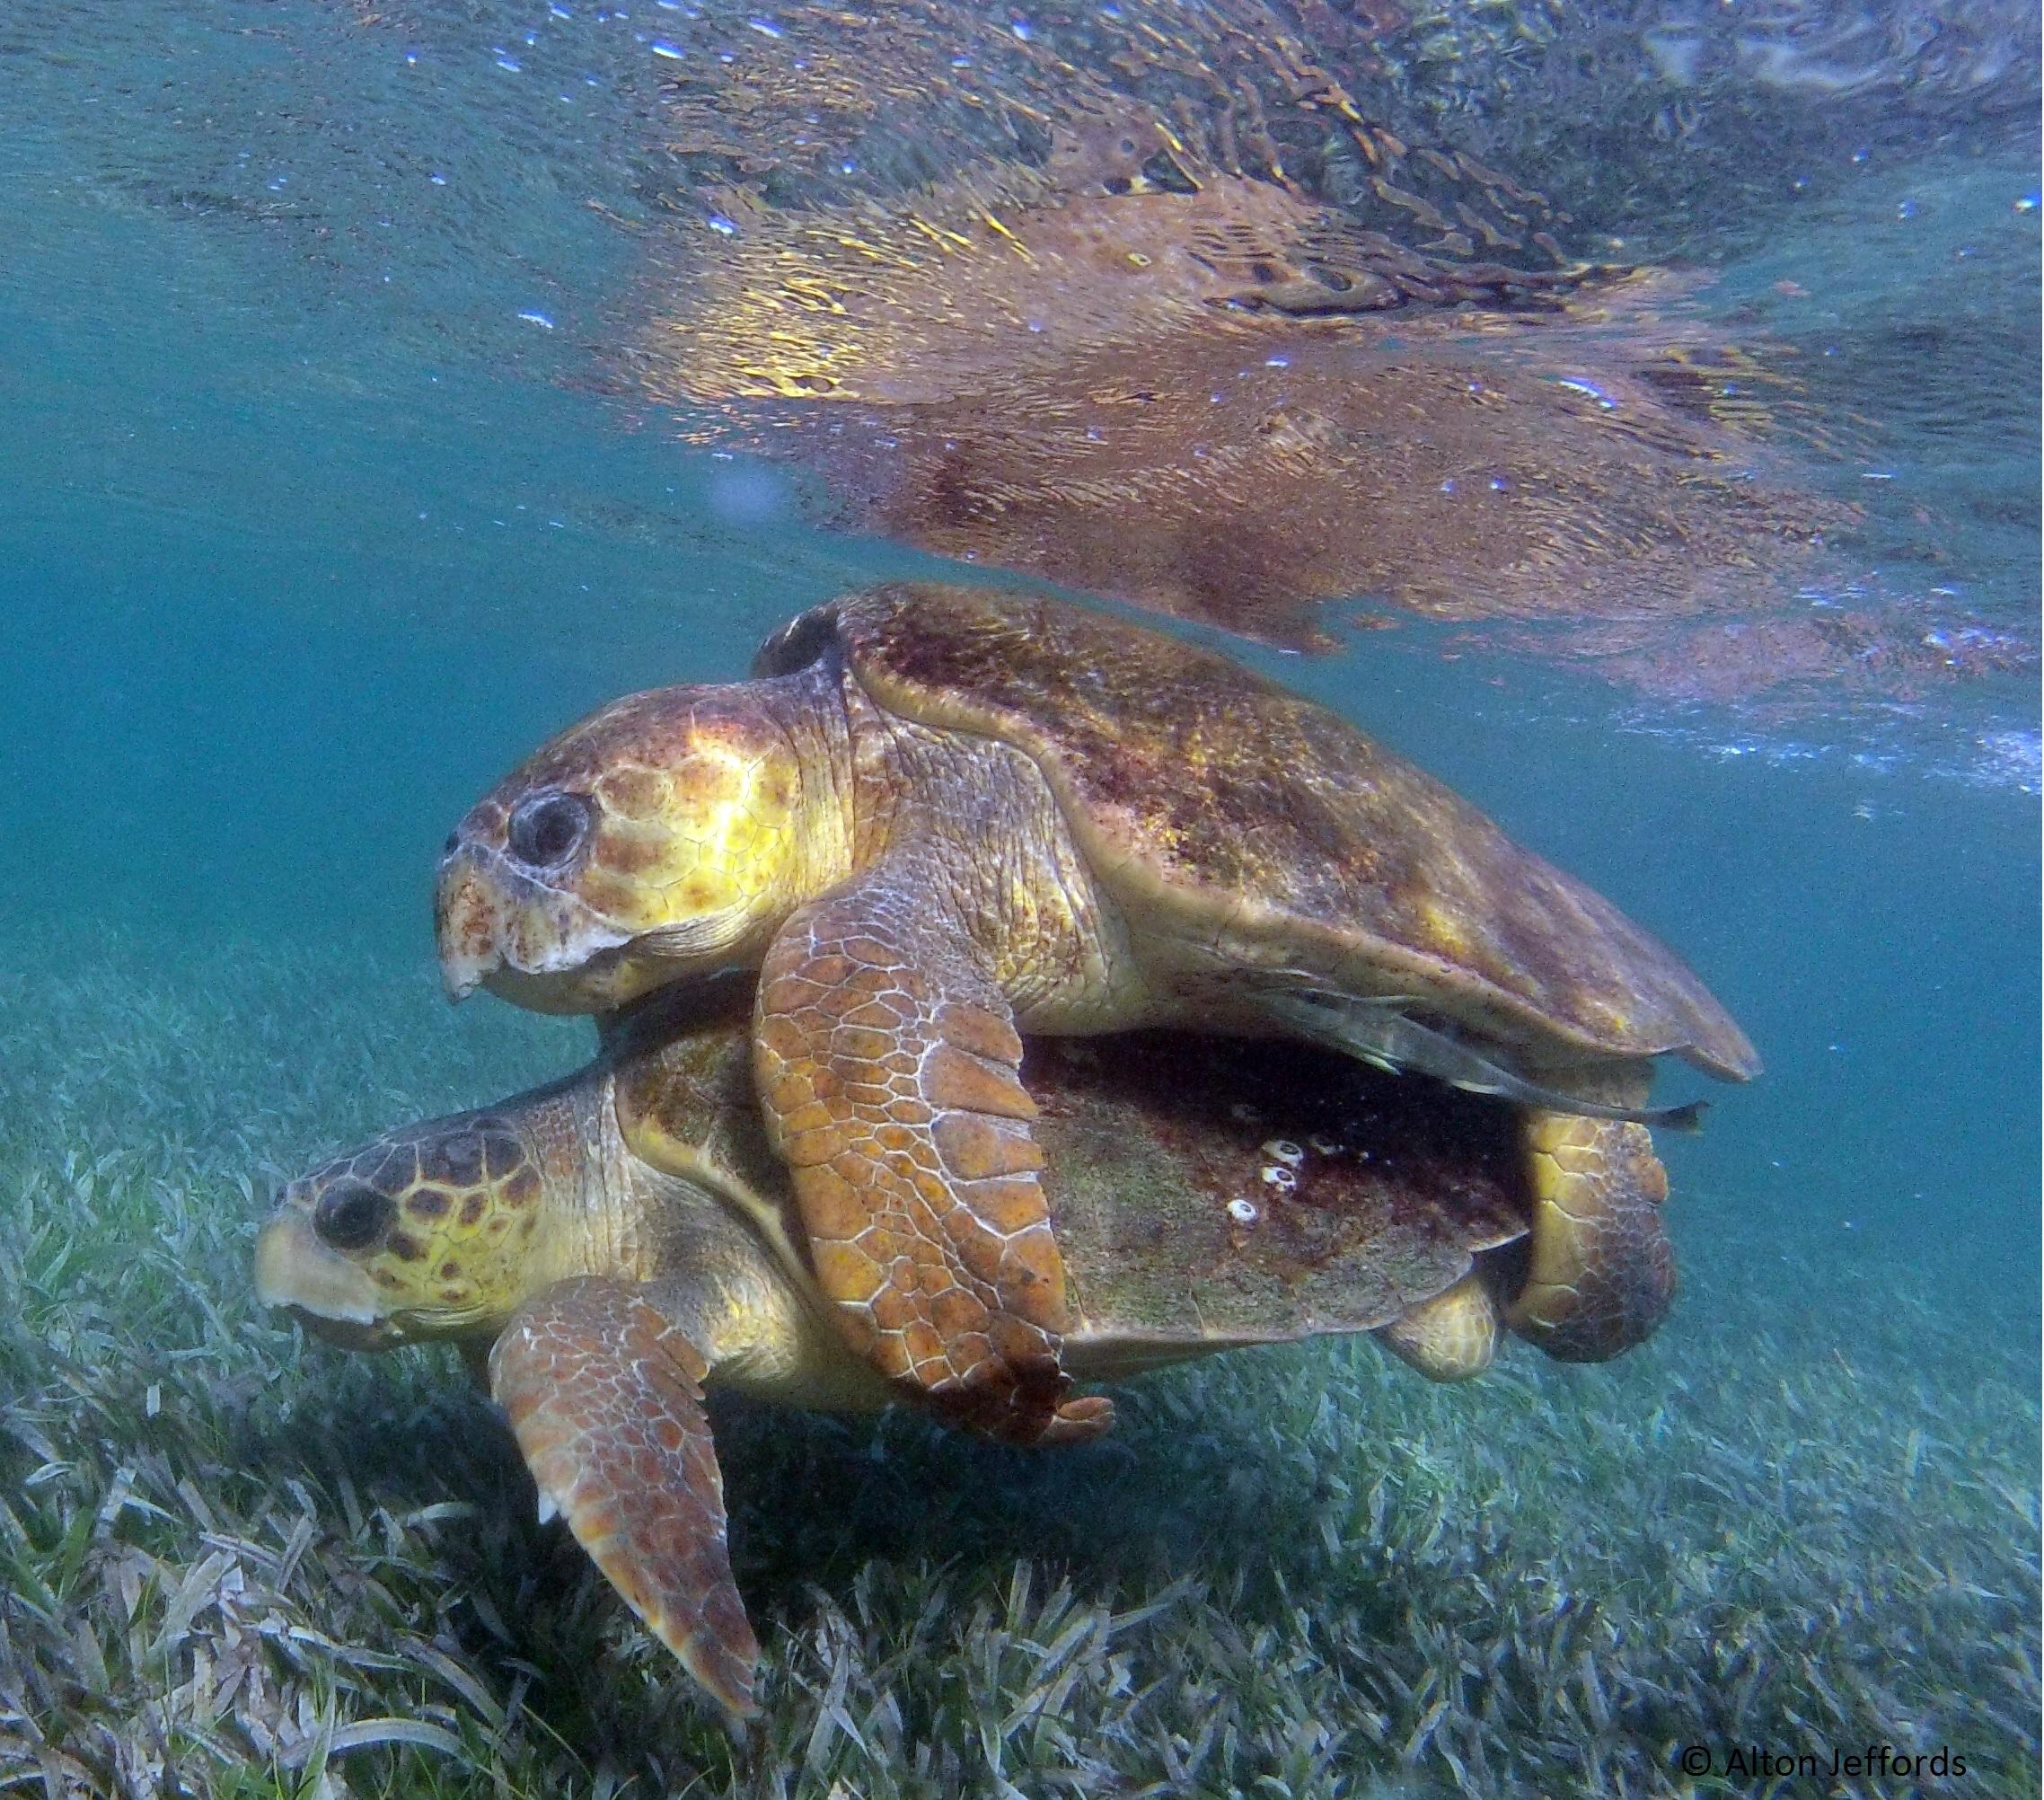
left=436, top=833, right=778, bottom=1013
left=254, top=1211, right=401, bottom=1349
left=255, top=1178, right=539, bottom=1350
left=436, top=849, right=506, bottom=1001
left=254, top=1209, right=501, bottom=1353
left=436, top=844, right=641, bottom=1010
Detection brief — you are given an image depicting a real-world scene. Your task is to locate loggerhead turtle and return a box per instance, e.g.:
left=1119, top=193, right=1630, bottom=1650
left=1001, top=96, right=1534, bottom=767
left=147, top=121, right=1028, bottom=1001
left=435, top=585, right=1751, bottom=1442
left=253, top=987, right=1676, bottom=1716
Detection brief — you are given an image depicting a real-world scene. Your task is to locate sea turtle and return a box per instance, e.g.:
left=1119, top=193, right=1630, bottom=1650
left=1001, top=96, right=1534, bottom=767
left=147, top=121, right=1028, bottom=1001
left=253, top=988, right=1676, bottom=1716
left=435, top=584, right=1752, bottom=1443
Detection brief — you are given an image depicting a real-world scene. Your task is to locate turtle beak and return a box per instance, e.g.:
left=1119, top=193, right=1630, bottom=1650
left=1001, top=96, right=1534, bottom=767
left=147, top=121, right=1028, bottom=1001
left=436, top=851, right=506, bottom=1001
left=254, top=1210, right=390, bottom=1338
left=434, top=838, right=648, bottom=1012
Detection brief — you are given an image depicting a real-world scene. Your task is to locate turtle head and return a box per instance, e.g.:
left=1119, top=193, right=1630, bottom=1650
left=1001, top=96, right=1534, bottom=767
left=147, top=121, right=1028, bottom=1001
left=436, top=682, right=841, bottom=1013
left=255, top=1110, right=559, bottom=1350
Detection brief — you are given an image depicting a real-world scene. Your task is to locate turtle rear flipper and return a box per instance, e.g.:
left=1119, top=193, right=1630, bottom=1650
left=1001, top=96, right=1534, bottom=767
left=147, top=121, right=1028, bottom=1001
left=1376, top=1272, right=1500, bottom=1381
left=1504, top=1115, right=1677, bottom=1362
left=491, top=1276, right=761, bottom=1716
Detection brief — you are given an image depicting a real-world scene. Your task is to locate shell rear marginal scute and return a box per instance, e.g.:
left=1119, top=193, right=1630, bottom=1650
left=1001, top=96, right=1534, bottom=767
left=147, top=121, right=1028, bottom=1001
left=814, top=585, right=1757, bottom=1078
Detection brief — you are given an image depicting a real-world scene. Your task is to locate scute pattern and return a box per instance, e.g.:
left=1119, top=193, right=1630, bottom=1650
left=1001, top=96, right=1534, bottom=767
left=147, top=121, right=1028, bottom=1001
left=754, top=862, right=1113, bottom=1446
left=1379, top=1272, right=1501, bottom=1382
left=777, top=585, right=1758, bottom=1079
left=1505, top=1114, right=1676, bottom=1361
left=293, top=1116, right=545, bottom=1312
left=490, top=1277, right=761, bottom=1716
left=1018, top=1031, right=1529, bottom=1348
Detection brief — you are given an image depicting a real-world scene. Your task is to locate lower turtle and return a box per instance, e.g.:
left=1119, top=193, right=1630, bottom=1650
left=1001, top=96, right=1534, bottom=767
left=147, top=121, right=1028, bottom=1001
left=433, top=584, right=1747, bottom=1442
left=254, top=987, right=1676, bottom=1716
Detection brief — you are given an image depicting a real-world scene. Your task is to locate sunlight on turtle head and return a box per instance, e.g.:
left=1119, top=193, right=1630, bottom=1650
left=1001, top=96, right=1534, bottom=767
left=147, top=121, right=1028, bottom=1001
left=436, top=683, right=846, bottom=1013
left=254, top=1114, right=554, bottom=1348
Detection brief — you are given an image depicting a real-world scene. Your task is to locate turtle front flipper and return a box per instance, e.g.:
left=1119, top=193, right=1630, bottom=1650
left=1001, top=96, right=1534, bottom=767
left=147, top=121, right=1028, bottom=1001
left=754, top=865, right=1113, bottom=1446
left=490, top=1276, right=761, bottom=1716
left=1504, top=1113, right=1676, bottom=1362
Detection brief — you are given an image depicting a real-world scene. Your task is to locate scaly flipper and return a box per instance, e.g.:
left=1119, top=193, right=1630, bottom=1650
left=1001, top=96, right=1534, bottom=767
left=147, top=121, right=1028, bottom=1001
left=1257, top=993, right=1705, bottom=1131
left=1504, top=1114, right=1676, bottom=1361
left=489, top=1277, right=761, bottom=1716
left=753, top=862, right=1112, bottom=1446
left=1376, top=1272, right=1500, bottom=1381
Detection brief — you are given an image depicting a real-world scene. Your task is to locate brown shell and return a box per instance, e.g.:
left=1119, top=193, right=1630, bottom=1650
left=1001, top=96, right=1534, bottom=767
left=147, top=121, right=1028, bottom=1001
left=757, top=584, right=1758, bottom=1079
left=1025, top=1034, right=1528, bottom=1361
left=612, top=1006, right=1529, bottom=1357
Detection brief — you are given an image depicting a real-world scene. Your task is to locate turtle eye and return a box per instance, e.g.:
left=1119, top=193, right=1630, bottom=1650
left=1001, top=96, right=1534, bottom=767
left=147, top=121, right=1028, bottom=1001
left=507, top=792, right=592, bottom=870
left=315, top=1180, right=396, bottom=1251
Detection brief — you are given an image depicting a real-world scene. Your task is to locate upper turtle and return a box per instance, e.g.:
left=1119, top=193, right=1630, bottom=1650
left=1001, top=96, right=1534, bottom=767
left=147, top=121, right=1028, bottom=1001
left=435, top=584, right=1745, bottom=1443
left=753, top=586, right=1758, bottom=1079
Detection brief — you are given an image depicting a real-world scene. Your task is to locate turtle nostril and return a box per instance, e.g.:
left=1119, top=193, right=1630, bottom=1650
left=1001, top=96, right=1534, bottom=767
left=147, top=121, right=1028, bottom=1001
left=314, top=1180, right=396, bottom=1251
left=507, top=792, right=592, bottom=870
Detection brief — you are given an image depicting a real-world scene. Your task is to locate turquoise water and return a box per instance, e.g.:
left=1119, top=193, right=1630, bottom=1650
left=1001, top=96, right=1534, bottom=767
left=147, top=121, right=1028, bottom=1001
left=2, top=3, right=2038, bottom=1792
